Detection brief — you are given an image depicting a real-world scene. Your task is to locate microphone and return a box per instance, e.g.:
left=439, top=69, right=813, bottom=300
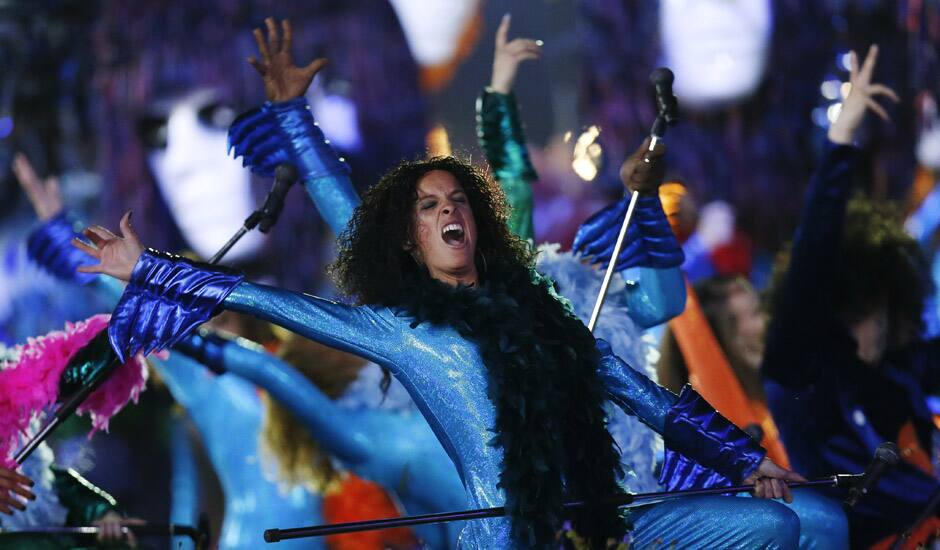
left=650, top=68, right=678, bottom=137
left=844, top=442, right=900, bottom=507
left=257, top=163, right=299, bottom=234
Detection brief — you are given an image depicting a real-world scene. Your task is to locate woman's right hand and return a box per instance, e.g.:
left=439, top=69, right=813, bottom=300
left=12, top=153, right=63, bottom=221
left=248, top=17, right=328, bottom=102
left=70, top=212, right=144, bottom=282
left=489, top=14, right=542, bottom=94
left=828, top=45, right=900, bottom=145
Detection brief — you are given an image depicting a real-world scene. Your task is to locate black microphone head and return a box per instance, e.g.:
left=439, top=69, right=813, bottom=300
left=650, top=67, right=674, bottom=87
left=874, top=442, right=900, bottom=466
left=275, top=162, right=299, bottom=184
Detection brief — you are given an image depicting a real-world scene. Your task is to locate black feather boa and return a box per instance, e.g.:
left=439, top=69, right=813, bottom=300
left=389, top=261, right=626, bottom=547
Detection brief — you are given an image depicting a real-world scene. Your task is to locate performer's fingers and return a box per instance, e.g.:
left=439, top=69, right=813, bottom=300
left=784, top=469, right=807, bottom=483
left=0, top=500, right=11, bottom=515
left=126, top=527, right=138, bottom=548
left=0, top=491, right=25, bottom=511
left=12, top=153, right=43, bottom=197
left=869, top=83, right=900, bottom=103
left=0, top=468, right=34, bottom=488
left=517, top=51, right=540, bottom=63
left=82, top=227, right=109, bottom=248
left=247, top=56, right=266, bottom=76
left=0, top=478, right=34, bottom=501
left=752, top=479, right=764, bottom=498
left=119, top=211, right=139, bottom=243
left=495, top=13, right=511, bottom=47
left=88, top=224, right=119, bottom=240
left=858, top=44, right=879, bottom=83
left=303, top=58, right=329, bottom=79
left=866, top=98, right=891, bottom=122
left=281, top=19, right=292, bottom=53
left=71, top=238, right=100, bottom=258
left=847, top=51, right=859, bottom=83
left=265, top=17, right=280, bottom=53
left=253, top=28, right=270, bottom=61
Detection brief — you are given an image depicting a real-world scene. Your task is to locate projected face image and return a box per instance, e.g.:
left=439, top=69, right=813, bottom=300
left=144, top=89, right=265, bottom=262
left=660, top=0, right=772, bottom=109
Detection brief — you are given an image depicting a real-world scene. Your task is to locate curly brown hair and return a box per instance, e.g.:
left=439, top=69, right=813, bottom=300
left=329, top=156, right=534, bottom=304
left=768, top=193, right=933, bottom=347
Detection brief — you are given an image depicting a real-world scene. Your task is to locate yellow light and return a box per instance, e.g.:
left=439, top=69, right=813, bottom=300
left=572, top=126, right=602, bottom=181
left=827, top=103, right=842, bottom=123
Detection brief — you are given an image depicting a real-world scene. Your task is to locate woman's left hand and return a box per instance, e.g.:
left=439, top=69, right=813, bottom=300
left=743, top=457, right=807, bottom=503
left=93, top=511, right=145, bottom=547
left=248, top=17, right=328, bottom=102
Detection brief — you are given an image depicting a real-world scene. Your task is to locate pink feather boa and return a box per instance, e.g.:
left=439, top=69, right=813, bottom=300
left=0, top=314, right=148, bottom=467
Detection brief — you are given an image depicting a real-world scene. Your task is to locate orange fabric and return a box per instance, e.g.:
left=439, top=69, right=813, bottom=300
left=897, top=421, right=934, bottom=476
left=322, top=474, right=419, bottom=550
left=870, top=518, right=940, bottom=550
left=905, top=165, right=937, bottom=218
left=669, top=281, right=790, bottom=467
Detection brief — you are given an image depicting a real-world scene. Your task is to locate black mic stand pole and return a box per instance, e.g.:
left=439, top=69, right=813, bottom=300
left=13, top=163, right=298, bottom=465
left=264, top=475, right=862, bottom=543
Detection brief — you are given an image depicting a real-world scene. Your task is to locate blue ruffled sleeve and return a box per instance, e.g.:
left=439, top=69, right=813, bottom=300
left=228, top=97, right=360, bottom=236
left=596, top=342, right=765, bottom=488
left=573, top=194, right=684, bottom=270
left=26, top=211, right=97, bottom=285
left=108, top=250, right=244, bottom=362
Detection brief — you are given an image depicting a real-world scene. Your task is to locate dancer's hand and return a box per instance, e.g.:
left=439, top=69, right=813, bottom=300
left=619, top=137, right=666, bottom=195
left=12, top=153, right=63, bottom=221
left=489, top=14, right=542, bottom=94
left=70, top=212, right=144, bottom=282
left=0, top=467, right=34, bottom=515
left=94, top=511, right=145, bottom=547
left=248, top=17, right=328, bottom=102
left=828, top=45, right=900, bottom=145
left=744, top=457, right=807, bottom=503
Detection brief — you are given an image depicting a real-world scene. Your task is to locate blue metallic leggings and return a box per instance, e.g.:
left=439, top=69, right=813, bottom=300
left=629, top=490, right=847, bottom=549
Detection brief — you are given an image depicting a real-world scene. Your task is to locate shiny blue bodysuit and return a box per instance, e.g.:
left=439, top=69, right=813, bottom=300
left=102, top=98, right=839, bottom=548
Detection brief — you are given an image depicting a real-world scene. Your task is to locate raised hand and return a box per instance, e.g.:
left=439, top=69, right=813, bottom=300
left=489, top=14, right=542, bottom=94
left=71, top=212, right=144, bottom=282
left=828, top=45, right=900, bottom=145
left=619, top=137, right=666, bottom=195
left=248, top=17, right=328, bottom=102
left=0, top=467, right=34, bottom=515
left=12, top=153, right=63, bottom=221
left=743, top=457, right=807, bottom=503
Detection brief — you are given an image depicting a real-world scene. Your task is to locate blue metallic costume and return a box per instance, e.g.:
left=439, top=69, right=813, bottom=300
left=90, top=97, right=840, bottom=548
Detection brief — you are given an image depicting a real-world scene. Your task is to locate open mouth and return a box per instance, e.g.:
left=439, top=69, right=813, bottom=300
left=441, top=222, right=466, bottom=246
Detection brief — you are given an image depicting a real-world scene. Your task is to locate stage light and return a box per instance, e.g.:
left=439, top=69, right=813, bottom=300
left=572, top=126, right=602, bottom=181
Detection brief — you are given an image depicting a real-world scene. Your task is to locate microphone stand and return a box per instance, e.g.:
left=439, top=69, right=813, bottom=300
left=587, top=68, right=678, bottom=331
left=0, top=522, right=210, bottom=550
left=13, top=163, right=298, bottom=465
left=263, top=475, right=863, bottom=542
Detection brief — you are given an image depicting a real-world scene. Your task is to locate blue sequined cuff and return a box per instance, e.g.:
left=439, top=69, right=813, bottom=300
left=573, top=194, right=684, bottom=270
left=173, top=329, right=229, bottom=375
left=27, top=211, right=97, bottom=285
left=476, top=90, right=537, bottom=182
left=660, top=385, right=765, bottom=486
left=108, top=250, right=244, bottom=362
left=227, top=97, right=349, bottom=179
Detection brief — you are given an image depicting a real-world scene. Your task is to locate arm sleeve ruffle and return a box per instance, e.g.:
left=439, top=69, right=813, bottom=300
left=108, top=250, right=243, bottom=362
left=27, top=211, right=97, bottom=285
left=573, top=194, right=684, bottom=270
left=659, top=385, right=765, bottom=490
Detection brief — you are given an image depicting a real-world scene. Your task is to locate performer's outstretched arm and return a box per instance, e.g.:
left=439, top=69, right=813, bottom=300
left=174, top=329, right=374, bottom=464
left=476, top=15, right=684, bottom=327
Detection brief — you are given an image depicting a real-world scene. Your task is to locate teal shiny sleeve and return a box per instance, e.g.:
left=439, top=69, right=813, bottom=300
left=224, top=281, right=404, bottom=371
left=476, top=89, right=536, bottom=241
left=52, top=467, right=118, bottom=526
left=619, top=266, right=687, bottom=329
left=228, top=97, right=360, bottom=236
left=198, top=331, right=374, bottom=464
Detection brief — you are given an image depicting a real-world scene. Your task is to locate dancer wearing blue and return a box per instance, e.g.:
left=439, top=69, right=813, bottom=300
left=477, top=16, right=848, bottom=549
left=72, top=18, right=810, bottom=549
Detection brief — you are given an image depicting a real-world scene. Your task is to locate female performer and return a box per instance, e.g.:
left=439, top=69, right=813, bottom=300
left=75, top=18, right=809, bottom=549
